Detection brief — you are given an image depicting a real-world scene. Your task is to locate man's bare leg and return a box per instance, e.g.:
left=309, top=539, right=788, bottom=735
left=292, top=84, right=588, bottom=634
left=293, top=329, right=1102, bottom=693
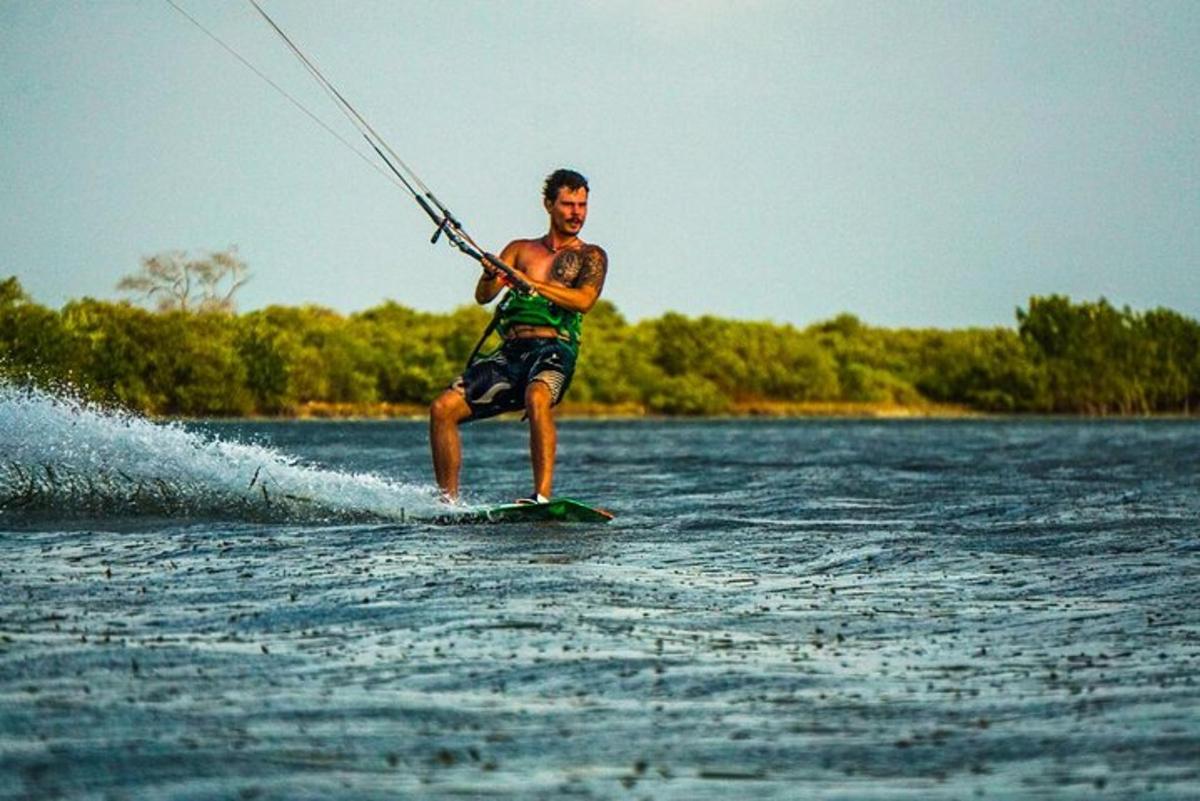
left=526, top=381, right=556, bottom=499
left=430, top=389, right=473, bottom=500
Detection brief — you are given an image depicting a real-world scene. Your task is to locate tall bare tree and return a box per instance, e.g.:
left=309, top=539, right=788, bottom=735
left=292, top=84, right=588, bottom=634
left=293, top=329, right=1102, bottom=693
left=117, top=247, right=250, bottom=313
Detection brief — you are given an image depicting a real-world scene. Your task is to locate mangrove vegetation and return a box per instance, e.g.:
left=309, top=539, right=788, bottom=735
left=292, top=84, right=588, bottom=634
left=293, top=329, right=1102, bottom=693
left=2, top=276, right=1197, bottom=417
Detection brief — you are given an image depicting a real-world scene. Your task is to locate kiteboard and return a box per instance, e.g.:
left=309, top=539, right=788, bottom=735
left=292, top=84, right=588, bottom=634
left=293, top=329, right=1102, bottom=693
left=452, top=497, right=614, bottom=524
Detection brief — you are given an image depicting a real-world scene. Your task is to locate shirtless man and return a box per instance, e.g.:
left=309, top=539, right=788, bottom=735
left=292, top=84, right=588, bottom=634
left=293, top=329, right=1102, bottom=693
left=429, top=169, right=608, bottom=502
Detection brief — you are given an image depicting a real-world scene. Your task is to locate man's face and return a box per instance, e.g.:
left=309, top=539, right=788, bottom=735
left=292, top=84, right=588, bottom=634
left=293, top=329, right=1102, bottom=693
left=545, top=187, right=588, bottom=237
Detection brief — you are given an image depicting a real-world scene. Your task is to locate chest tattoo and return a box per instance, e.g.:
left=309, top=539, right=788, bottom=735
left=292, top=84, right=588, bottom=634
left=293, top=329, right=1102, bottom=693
left=550, top=251, right=583, bottom=285
left=548, top=246, right=607, bottom=290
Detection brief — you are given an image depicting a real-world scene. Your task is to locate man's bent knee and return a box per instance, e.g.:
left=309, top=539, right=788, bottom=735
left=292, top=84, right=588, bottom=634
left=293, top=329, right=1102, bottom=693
left=431, top=389, right=471, bottom=423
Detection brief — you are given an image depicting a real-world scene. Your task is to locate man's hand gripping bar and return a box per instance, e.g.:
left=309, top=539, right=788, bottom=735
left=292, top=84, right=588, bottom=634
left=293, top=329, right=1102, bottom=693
left=481, top=252, right=535, bottom=295
left=429, top=212, right=534, bottom=296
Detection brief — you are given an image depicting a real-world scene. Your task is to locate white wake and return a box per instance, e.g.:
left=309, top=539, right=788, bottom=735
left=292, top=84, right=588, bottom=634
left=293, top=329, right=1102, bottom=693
left=0, top=384, right=445, bottom=522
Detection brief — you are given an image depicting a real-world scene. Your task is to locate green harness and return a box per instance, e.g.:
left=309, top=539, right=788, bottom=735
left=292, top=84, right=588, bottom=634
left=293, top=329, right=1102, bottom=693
left=466, top=291, right=583, bottom=366
left=496, top=292, right=582, bottom=349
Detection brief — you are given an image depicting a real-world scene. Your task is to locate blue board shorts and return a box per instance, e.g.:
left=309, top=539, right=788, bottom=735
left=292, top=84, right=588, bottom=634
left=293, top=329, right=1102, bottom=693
left=452, top=338, right=578, bottom=421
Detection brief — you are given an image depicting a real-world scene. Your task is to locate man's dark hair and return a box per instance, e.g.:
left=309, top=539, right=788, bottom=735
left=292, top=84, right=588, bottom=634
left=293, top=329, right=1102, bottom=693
left=543, top=169, right=589, bottom=203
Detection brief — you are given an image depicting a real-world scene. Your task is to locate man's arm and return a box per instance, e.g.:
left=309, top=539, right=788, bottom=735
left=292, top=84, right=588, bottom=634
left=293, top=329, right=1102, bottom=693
left=527, top=246, right=607, bottom=314
left=474, top=240, right=522, bottom=304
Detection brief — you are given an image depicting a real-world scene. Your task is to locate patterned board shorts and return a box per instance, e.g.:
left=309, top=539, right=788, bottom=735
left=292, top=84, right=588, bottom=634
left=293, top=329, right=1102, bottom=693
left=452, top=338, right=578, bottom=421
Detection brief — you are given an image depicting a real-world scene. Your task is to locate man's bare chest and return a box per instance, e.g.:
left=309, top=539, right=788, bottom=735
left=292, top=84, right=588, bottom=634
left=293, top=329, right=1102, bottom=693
left=521, top=248, right=588, bottom=287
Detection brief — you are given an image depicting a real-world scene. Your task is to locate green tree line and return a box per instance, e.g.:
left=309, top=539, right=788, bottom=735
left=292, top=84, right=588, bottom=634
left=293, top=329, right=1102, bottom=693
left=2, top=276, right=1197, bottom=416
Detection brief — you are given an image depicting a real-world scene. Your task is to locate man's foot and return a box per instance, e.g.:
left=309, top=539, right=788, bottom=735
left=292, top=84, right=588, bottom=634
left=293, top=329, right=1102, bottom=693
left=515, top=493, right=550, bottom=505
left=437, top=489, right=457, bottom=505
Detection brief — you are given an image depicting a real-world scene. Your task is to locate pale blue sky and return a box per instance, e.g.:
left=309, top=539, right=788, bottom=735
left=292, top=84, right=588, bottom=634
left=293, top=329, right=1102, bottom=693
left=2, top=0, right=1197, bottom=328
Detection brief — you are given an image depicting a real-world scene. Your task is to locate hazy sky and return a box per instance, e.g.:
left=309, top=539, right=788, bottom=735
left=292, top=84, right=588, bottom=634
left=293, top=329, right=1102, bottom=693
left=1, top=0, right=1196, bottom=328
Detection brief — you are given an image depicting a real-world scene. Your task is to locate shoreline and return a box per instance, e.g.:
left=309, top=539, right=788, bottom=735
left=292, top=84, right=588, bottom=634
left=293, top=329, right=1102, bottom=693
left=183, top=400, right=1198, bottom=421
left=266, top=400, right=979, bottom=420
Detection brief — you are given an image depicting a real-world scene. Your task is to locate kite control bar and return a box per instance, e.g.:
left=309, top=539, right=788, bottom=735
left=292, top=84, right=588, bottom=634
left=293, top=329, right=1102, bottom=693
left=428, top=208, right=534, bottom=295
left=424, top=203, right=532, bottom=293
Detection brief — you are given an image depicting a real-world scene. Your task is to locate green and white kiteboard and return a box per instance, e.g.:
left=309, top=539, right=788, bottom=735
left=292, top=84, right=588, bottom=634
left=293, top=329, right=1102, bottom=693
left=457, top=497, right=615, bottom=524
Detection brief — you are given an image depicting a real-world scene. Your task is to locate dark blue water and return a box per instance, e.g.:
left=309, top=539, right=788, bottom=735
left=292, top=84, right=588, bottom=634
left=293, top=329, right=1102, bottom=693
left=2, top=392, right=1198, bottom=799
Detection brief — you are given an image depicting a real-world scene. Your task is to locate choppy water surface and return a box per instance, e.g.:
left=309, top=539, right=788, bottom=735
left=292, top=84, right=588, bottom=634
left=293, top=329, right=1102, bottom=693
left=1, top=389, right=1198, bottom=799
